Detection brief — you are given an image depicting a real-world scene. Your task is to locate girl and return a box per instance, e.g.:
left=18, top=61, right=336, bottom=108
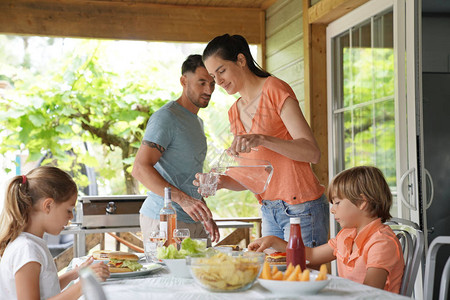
left=248, top=166, right=405, bottom=293
left=202, top=34, right=329, bottom=247
left=0, top=166, right=109, bottom=299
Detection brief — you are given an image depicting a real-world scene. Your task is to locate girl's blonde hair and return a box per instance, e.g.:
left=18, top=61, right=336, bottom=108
left=326, top=166, right=392, bottom=222
left=0, top=166, right=77, bottom=256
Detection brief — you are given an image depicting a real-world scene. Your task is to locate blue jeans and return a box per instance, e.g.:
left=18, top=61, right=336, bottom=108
left=261, top=194, right=330, bottom=247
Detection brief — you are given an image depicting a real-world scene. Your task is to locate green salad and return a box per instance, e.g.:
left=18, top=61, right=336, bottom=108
left=157, top=237, right=208, bottom=259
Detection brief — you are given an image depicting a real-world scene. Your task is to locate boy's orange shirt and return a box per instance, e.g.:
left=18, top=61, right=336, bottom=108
left=328, top=218, right=405, bottom=293
left=228, top=76, right=324, bottom=204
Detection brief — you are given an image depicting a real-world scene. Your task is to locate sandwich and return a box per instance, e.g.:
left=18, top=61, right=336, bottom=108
left=92, top=250, right=111, bottom=261
left=106, top=251, right=143, bottom=273
left=265, top=252, right=286, bottom=265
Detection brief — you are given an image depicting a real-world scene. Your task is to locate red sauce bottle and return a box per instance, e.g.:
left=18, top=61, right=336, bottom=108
left=286, top=217, right=306, bottom=270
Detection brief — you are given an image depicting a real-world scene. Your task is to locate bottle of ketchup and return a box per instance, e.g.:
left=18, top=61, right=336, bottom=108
left=286, top=217, right=306, bottom=270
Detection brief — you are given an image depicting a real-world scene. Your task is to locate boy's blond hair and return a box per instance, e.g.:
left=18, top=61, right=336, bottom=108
left=326, top=166, right=392, bottom=222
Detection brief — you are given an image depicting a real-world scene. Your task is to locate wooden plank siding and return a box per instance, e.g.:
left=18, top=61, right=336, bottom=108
left=0, top=0, right=263, bottom=44
left=265, top=0, right=305, bottom=111
left=265, top=0, right=329, bottom=187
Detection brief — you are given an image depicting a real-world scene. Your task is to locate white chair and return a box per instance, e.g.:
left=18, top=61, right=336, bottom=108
left=424, top=236, right=450, bottom=300
left=386, top=218, right=424, bottom=297
left=79, top=268, right=108, bottom=300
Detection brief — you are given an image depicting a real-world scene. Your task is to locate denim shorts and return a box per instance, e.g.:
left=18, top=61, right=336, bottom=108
left=261, top=194, right=330, bottom=247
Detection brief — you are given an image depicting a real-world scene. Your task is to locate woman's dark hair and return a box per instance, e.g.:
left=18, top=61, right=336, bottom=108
left=203, top=34, right=270, bottom=78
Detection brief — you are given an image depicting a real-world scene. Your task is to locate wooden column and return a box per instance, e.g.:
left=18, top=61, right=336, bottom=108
left=303, top=0, right=371, bottom=187
left=303, top=0, right=328, bottom=186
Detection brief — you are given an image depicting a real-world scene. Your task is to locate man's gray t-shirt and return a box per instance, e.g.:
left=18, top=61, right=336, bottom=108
left=139, top=101, right=207, bottom=223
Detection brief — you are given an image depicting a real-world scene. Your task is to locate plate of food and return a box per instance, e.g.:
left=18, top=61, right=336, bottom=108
left=93, top=250, right=163, bottom=277
left=265, top=252, right=287, bottom=271
left=258, top=262, right=330, bottom=296
left=109, top=262, right=163, bottom=278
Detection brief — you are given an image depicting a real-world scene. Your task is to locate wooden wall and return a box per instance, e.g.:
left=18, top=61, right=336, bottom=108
left=265, top=0, right=329, bottom=186
left=265, top=0, right=305, bottom=111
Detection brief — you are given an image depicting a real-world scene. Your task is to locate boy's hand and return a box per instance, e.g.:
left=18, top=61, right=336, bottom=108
left=248, top=236, right=287, bottom=252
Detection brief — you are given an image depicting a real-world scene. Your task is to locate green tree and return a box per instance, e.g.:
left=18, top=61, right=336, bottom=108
left=0, top=40, right=169, bottom=194
left=0, top=35, right=260, bottom=219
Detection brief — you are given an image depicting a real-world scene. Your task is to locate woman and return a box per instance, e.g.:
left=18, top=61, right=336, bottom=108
left=202, top=34, right=329, bottom=247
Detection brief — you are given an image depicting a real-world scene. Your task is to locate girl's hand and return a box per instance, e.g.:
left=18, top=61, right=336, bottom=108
left=88, top=261, right=110, bottom=282
left=75, top=256, right=110, bottom=282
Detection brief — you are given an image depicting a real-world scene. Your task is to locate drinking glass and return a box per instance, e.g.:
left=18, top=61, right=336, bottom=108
left=173, top=228, right=190, bottom=249
left=145, top=230, right=166, bottom=263
left=214, top=150, right=274, bottom=194
left=198, top=172, right=220, bottom=197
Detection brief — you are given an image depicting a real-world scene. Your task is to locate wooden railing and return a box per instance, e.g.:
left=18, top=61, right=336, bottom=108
left=53, top=217, right=262, bottom=271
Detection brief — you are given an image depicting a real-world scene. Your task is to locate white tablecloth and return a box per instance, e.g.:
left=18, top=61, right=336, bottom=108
left=84, top=266, right=411, bottom=300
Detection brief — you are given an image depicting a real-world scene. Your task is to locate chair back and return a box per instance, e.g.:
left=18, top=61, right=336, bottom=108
left=80, top=267, right=108, bottom=300
left=386, top=219, right=424, bottom=297
left=424, top=236, right=450, bottom=300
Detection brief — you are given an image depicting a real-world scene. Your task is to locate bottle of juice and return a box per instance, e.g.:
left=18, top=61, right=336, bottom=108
left=159, top=187, right=177, bottom=246
left=286, top=217, right=306, bottom=270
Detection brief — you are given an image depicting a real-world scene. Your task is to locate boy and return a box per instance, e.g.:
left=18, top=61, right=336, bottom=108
left=248, top=166, right=404, bottom=293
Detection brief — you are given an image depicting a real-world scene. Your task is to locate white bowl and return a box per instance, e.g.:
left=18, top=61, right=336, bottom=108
left=258, top=271, right=330, bottom=296
left=162, top=259, right=191, bottom=278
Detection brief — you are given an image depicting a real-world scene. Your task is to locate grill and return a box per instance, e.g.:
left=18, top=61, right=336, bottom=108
left=79, top=195, right=146, bottom=228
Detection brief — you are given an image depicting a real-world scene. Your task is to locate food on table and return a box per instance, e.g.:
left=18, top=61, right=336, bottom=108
left=157, top=237, right=207, bottom=259
left=106, top=251, right=143, bottom=273
left=92, top=250, right=112, bottom=260
left=265, top=251, right=286, bottom=265
left=259, top=261, right=328, bottom=281
left=217, top=245, right=241, bottom=251
left=189, top=251, right=264, bottom=291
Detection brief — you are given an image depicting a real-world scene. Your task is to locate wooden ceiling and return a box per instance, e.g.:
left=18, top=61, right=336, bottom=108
left=94, top=0, right=277, bottom=9
left=0, top=0, right=278, bottom=44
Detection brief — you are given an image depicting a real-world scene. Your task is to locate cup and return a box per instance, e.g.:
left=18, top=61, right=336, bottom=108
left=145, top=230, right=166, bottom=263
left=173, top=228, right=190, bottom=249
left=198, top=172, right=220, bottom=197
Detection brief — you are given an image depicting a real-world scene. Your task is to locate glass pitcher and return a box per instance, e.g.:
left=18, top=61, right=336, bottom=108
left=212, top=150, right=273, bottom=194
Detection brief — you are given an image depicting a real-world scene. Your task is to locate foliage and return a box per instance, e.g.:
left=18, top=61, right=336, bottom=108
left=339, top=47, right=396, bottom=186
left=0, top=37, right=174, bottom=194
left=0, top=35, right=260, bottom=219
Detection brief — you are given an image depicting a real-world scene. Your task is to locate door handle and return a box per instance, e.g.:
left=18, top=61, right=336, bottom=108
left=424, top=168, right=434, bottom=209
left=398, top=168, right=416, bottom=211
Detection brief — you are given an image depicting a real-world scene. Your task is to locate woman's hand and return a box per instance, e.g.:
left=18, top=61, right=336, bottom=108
left=248, top=235, right=287, bottom=252
left=229, top=134, right=265, bottom=155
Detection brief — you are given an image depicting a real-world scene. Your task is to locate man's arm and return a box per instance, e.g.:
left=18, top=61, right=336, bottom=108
left=132, top=140, right=212, bottom=223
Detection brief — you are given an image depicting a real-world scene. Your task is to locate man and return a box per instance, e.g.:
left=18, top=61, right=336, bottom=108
left=132, top=54, right=220, bottom=245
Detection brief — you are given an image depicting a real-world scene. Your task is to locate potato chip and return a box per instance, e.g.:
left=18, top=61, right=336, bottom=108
left=190, top=252, right=262, bottom=291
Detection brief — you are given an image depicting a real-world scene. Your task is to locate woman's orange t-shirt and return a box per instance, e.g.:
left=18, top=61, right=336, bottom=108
left=227, top=76, right=324, bottom=204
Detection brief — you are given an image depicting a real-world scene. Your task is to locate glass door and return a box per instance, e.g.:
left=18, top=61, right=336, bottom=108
left=326, top=0, right=423, bottom=233
left=326, top=0, right=424, bottom=296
